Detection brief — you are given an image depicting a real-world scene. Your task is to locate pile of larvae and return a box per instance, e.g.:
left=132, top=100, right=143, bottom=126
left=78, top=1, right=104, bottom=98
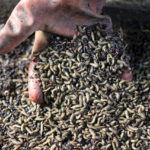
left=31, top=24, right=150, bottom=149
left=0, top=24, right=149, bottom=150
left=33, top=24, right=131, bottom=103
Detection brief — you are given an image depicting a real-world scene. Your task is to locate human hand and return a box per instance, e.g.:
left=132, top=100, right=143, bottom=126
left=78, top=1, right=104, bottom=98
left=0, top=0, right=131, bottom=105
left=0, top=0, right=111, bottom=54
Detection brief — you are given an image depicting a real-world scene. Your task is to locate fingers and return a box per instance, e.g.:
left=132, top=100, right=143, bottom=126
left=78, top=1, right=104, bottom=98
left=31, top=30, right=49, bottom=57
left=43, top=0, right=112, bottom=37
left=121, top=69, right=133, bottom=82
left=86, top=0, right=106, bottom=14
left=28, top=31, right=49, bottom=104
left=44, top=15, right=112, bottom=38
left=102, top=15, right=113, bottom=32
left=28, top=61, right=44, bottom=104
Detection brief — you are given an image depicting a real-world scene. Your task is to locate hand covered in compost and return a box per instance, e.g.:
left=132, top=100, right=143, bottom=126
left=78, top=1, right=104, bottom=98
left=0, top=0, right=132, bottom=104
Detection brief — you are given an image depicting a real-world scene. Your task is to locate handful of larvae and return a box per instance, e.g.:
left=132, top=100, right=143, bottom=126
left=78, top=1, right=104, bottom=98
left=33, top=24, right=131, bottom=104
left=30, top=24, right=150, bottom=149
